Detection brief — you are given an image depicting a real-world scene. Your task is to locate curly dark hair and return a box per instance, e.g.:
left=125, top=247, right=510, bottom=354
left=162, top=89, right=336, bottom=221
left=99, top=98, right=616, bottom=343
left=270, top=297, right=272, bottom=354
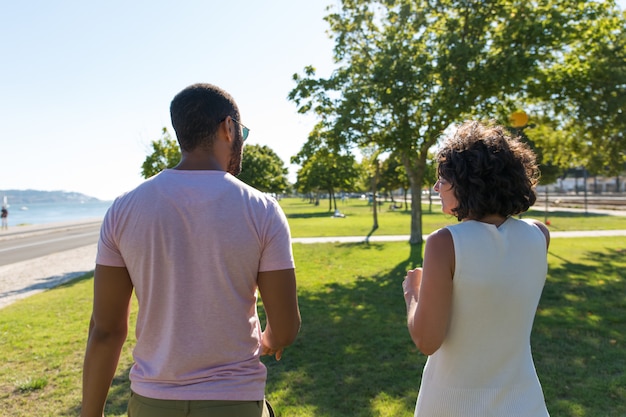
left=170, top=83, right=240, bottom=152
left=436, top=120, right=540, bottom=221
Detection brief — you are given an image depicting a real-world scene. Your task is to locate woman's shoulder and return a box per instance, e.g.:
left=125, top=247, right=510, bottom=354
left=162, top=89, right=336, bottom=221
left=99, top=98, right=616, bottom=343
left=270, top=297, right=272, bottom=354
left=426, top=227, right=454, bottom=249
left=518, top=218, right=550, bottom=249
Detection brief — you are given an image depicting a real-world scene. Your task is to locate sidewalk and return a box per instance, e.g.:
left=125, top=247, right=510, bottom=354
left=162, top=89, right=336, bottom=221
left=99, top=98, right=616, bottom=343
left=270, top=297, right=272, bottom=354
left=292, top=229, right=626, bottom=244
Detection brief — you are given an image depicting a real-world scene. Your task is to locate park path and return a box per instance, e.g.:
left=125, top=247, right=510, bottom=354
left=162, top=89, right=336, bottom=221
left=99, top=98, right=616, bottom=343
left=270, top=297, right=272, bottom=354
left=291, top=229, right=626, bottom=244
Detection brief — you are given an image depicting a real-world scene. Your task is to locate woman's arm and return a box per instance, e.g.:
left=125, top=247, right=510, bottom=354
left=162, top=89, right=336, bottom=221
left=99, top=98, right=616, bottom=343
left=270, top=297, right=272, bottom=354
left=403, top=228, right=455, bottom=355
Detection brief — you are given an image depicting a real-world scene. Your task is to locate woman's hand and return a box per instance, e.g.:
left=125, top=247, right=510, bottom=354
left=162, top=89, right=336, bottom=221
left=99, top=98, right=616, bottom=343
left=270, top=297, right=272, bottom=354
left=403, top=268, right=422, bottom=310
left=403, top=268, right=423, bottom=306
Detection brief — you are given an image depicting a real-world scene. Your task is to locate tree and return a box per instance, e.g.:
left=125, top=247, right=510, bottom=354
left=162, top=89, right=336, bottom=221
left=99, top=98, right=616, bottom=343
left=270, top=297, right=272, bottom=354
left=531, top=2, right=626, bottom=177
left=141, top=130, right=290, bottom=194
left=529, top=126, right=568, bottom=183
left=238, top=144, right=290, bottom=194
left=293, top=147, right=359, bottom=211
left=359, top=150, right=383, bottom=242
left=141, top=128, right=180, bottom=179
left=290, top=0, right=604, bottom=246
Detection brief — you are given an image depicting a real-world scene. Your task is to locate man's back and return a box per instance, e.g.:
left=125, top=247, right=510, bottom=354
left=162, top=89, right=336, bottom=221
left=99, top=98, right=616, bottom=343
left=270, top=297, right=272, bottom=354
left=97, top=169, right=295, bottom=400
left=82, top=83, right=299, bottom=417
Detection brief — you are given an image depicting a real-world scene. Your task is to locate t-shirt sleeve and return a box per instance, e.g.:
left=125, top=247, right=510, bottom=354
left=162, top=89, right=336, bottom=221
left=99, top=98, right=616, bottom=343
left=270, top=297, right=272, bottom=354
left=95, top=204, right=126, bottom=267
left=258, top=199, right=295, bottom=272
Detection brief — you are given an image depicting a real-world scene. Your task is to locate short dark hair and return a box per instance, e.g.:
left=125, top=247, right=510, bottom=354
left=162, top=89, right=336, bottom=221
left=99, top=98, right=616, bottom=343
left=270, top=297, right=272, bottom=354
left=436, top=120, right=539, bottom=221
left=169, top=83, right=240, bottom=152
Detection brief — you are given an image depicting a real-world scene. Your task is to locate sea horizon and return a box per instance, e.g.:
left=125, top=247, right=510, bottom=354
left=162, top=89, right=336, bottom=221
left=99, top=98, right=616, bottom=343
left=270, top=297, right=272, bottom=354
left=2, top=200, right=113, bottom=227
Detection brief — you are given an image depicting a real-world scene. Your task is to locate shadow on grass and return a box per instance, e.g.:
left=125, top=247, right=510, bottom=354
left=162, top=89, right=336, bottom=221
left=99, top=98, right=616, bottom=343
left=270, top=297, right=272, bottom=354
left=287, top=212, right=339, bottom=219
left=64, top=244, right=426, bottom=417
left=533, top=247, right=626, bottom=415
left=55, top=272, right=94, bottom=288
left=64, top=364, right=132, bottom=416
left=105, top=366, right=133, bottom=414
left=0, top=271, right=94, bottom=307
left=63, top=243, right=625, bottom=416
left=261, top=243, right=424, bottom=417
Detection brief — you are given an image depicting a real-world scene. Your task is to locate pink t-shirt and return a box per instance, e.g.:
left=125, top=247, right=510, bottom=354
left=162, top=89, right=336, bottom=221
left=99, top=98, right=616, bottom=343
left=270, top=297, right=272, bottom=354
left=96, top=170, right=295, bottom=400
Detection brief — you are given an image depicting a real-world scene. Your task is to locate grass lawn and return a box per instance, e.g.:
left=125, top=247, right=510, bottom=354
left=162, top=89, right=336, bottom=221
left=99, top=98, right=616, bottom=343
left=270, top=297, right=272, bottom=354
left=282, top=197, right=626, bottom=237
left=0, top=198, right=625, bottom=416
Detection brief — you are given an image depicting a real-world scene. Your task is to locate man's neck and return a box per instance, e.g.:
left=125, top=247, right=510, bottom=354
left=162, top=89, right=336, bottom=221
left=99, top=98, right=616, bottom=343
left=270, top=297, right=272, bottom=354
left=174, top=153, right=225, bottom=171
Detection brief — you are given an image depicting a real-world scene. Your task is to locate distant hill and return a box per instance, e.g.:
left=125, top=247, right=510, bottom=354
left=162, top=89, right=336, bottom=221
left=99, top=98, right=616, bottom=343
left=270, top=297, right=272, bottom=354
left=0, top=189, right=101, bottom=205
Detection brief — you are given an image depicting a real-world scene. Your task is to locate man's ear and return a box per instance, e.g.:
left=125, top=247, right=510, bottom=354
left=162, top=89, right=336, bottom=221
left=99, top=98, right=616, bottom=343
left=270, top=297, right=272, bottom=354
left=219, top=116, right=235, bottom=144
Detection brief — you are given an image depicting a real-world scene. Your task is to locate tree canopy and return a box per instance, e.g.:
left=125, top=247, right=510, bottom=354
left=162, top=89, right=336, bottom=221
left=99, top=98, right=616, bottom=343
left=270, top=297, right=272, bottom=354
left=531, top=2, right=626, bottom=176
left=238, top=144, right=291, bottom=194
left=289, top=0, right=625, bottom=245
left=292, top=121, right=361, bottom=210
left=141, top=128, right=180, bottom=179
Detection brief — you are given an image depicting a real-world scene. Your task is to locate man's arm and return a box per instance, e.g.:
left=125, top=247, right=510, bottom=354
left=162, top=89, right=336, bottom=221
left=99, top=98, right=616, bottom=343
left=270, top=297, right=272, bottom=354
left=81, top=265, right=133, bottom=417
left=257, top=268, right=301, bottom=360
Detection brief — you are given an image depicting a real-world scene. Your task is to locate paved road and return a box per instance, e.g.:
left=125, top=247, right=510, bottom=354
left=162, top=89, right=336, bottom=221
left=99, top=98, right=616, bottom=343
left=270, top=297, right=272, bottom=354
left=0, top=220, right=101, bottom=266
left=0, top=220, right=102, bottom=309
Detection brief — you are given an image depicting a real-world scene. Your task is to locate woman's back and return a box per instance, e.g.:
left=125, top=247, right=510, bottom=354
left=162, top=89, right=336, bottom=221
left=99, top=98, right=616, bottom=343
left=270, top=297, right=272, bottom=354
left=415, top=218, right=550, bottom=416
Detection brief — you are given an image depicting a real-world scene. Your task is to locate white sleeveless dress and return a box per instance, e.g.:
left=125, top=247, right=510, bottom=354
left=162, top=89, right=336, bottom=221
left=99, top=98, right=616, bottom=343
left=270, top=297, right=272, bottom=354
left=414, top=218, right=550, bottom=417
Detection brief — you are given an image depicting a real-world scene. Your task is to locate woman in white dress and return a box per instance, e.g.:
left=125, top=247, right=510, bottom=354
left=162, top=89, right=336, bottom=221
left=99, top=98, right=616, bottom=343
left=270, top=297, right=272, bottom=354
left=403, top=120, right=551, bottom=416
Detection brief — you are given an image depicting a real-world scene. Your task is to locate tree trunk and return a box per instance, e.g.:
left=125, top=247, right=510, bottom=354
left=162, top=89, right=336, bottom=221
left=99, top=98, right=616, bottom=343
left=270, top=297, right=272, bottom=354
left=402, top=153, right=425, bottom=247
left=408, top=179, right=423, bottom=246
left=366, top=162, right=380, bottom=242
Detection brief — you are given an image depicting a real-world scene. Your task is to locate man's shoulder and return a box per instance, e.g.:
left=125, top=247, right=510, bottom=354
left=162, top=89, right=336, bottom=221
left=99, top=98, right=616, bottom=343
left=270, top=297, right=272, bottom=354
left=226, top=175, right=280, bottom=202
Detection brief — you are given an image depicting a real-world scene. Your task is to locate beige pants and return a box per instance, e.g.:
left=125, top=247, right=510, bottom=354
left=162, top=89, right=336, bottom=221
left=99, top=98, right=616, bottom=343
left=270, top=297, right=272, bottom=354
left=128, top=392, right=274, bottom=417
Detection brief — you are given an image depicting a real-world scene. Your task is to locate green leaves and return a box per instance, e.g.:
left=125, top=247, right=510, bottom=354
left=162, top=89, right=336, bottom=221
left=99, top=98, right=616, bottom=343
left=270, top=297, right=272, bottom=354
left=295, top=147, right=359, bottom=198
left=140, top=127, right=180, bottom=179
left=238, top=144, right=291, bottom=194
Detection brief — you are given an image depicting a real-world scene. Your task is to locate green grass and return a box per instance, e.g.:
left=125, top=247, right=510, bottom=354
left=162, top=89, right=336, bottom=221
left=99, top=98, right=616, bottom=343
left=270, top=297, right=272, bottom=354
left=0, top=198, right=625, bottom=416
left=282, top=197, right=626, bottom=237
left=0, top=274, right=138, bottom=417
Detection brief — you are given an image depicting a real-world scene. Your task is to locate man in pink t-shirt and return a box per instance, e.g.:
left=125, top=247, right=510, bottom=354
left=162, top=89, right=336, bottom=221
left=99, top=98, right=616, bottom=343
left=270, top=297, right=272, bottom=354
left=81, top=83, right=301, bottom=417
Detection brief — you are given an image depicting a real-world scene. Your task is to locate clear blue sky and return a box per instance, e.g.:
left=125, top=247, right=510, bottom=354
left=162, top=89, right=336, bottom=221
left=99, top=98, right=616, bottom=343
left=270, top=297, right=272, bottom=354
left=0, top=1, right=336, bottom=200
left=1, top=1, right=624, bottom=201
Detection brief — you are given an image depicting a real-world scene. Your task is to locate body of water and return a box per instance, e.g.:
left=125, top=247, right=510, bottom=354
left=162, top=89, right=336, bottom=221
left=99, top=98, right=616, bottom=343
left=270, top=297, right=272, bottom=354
left=3, top=200, right=113, bottom=226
